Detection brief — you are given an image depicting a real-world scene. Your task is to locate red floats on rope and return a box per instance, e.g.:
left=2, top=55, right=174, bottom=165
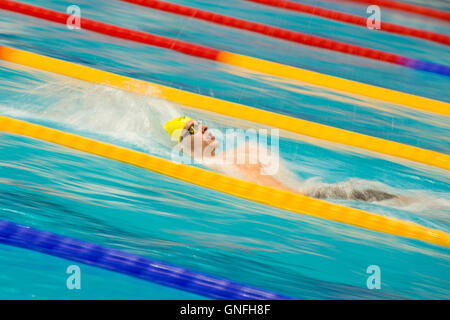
left=1, top=0, right=449, bottom=76
left=120, top=0, right=405, bottom=63
left=340, top=0, right=450, bottom=22
left=0, top=0, right=220, bottom=60
left=245, top=0, right=450, bottom=46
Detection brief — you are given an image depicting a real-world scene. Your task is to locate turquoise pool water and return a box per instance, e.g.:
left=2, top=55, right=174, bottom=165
left=0, top=0, right=449, bottom=299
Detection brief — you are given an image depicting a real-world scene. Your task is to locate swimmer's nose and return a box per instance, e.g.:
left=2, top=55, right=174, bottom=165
left=202, top=125, right=215, bottom=140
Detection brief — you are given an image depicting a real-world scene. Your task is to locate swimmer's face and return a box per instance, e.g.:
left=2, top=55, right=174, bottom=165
left=179, top=119, right=219, bottom=157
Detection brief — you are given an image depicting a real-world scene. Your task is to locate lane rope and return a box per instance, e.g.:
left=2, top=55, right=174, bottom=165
left=0, top=219, right=291, bottom=299
left=342, top=0, right=450, bottom=22
left=1, top=46, right=449, bottom=171
left=1, top=116, right=449, bottom=248
left=1, top=1, right=450, bottom=116
left=120, top=0, right=450, bottom=76
left=245, top=0, right=450, bottom=45
left=0, top=0, right=220, bottom=60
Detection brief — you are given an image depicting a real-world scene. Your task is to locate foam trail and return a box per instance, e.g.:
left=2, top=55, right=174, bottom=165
left=1, top=78, right=184, bottom=157
left=293, top=177, right=450, bottom=226
left=299, top=177, right=398, bottom=201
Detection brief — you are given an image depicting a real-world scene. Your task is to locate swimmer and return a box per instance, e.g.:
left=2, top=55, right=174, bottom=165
left=164, top=116, right=410, bottom=204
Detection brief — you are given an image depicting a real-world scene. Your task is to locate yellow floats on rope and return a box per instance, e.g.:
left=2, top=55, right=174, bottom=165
left=0, top=115, right=449, bottom=247
left=0, top=46, right=448, bottom=171
left=216, top=52, right=450, bottom=117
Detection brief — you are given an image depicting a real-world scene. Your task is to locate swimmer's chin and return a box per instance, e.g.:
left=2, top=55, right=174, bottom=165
left=205, top=140, right=220, bottom=157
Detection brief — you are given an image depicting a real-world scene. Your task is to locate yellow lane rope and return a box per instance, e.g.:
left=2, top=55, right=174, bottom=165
left=0, top=1, right=449, bottom=116
left=217, top=52, right=450, bottom=117
left=0, top=46, right=449, bottom=171
left=1, top=115, right=449, bottom=247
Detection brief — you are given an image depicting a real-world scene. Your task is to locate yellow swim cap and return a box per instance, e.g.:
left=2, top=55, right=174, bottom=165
left=163, top=116, right=192, bottom=143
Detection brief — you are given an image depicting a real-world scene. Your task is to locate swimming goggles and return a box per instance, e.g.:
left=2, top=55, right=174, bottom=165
left=180, top=120, right=204, bottom=142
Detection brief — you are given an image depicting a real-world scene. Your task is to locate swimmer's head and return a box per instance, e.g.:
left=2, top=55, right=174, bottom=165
left=164, top=116, right=192, bottom=143
left=164, top=116, right=219, bottom=157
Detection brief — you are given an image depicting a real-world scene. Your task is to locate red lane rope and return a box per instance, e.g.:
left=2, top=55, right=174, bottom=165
left=340, top=0, right=450, bottom=22
left=2, top=0, right=449, bottom=76
left=245, top=0, right=450, bottom=46
left=0, top=0, right=220, bottom=60
left=121, top=0, right=411, bottom=65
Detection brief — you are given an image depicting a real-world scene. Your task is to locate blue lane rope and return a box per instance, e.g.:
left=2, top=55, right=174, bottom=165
left=398, top=57, right=450, bottom=76
left=0, top=219, right=292, bottom=299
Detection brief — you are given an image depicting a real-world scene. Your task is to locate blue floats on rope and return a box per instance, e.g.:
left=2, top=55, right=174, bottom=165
left=397, top=57, right=450, bottom=76
left=0, top=219, right=292, bottom=300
